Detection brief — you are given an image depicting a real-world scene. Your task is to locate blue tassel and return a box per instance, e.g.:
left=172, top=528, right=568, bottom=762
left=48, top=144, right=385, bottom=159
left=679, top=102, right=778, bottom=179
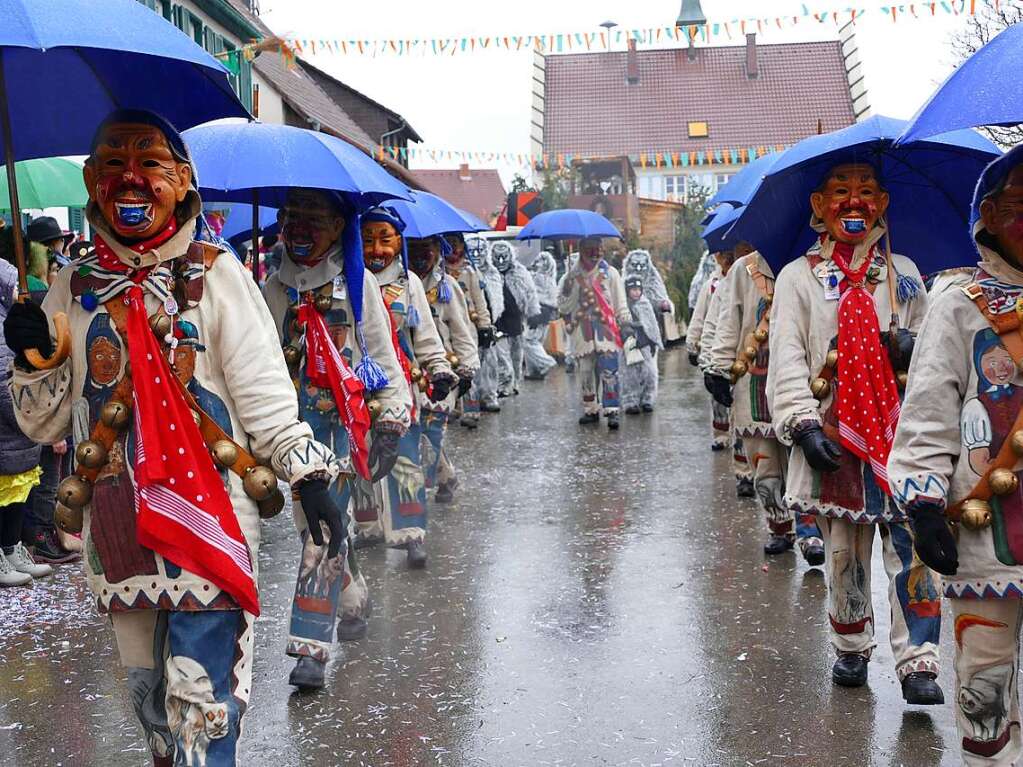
left=896, top=273, right=921, bottom=304
left=407, top=304, right=421, bottom=328
left=354, top=325, right=389, bottom=392
left=437, top=275, right=453, bottom=304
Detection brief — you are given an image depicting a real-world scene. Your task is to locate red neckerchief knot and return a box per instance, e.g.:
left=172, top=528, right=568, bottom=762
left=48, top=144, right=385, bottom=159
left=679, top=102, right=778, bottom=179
left=94, top=217, right=179, bottom=274
left=830, top=240, right=901, bottom=495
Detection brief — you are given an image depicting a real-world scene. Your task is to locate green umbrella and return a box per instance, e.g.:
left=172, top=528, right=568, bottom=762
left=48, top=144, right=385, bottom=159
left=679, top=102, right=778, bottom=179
left=0, top=157, right=86, bottom=211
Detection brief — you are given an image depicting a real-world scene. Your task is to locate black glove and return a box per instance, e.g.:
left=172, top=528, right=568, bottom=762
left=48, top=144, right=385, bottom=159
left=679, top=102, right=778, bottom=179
left=428, top=373, right=455, bottom=402
left=688, top=351, right=700, bottom=367
left=457, top=375, right=473, bottom=399
left=793, top=422, right=842, bottom=473
left=620, top=324, right=635, bottom=343
left=704, top=373, right=733, bottom=407
left=297, top=478, right=345, bottom=559
left=881, top=328, right=915, bottom=372
left=368, top=429, right=400, bottom=482
left=3, top=301, right=52, bottom=367
left=908, top=500, right=959, bottom=576
left=477, top=326, right=495, bottom=349
left=542, top=305, right=558, bottom=324
left=527, top=313, right=545, bottom=329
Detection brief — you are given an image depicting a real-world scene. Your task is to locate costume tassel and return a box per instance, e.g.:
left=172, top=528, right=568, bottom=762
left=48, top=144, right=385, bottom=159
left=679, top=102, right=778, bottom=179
left=354, top=325, right=389, bottom=392
left=437, top=274, right=453, bottom=304
left=407, top=304, right=421, bottom=328
left=896, top=273, right=921, bottom=304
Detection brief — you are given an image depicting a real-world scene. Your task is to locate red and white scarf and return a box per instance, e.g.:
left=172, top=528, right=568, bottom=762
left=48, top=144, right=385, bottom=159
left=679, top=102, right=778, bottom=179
left=298, top=297, right=372, bottom=480
left=831, top=241, right=901, bottom=494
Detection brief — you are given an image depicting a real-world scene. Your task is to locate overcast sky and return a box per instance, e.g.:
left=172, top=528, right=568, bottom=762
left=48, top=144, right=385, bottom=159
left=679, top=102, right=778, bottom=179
left=260, top=0, right=971, bottom=184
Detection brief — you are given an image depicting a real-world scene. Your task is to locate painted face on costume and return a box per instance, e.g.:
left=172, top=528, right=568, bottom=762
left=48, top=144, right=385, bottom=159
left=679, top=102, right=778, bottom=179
left=280, top=189, right=345, bottom=267
left=408, top=238, right=439, bottom=278
left=175, top=345, right=196, bottom=384
left=89, top=337, right=121, bottom=386
left=980, top=165, right=1023, bottom=268
left=361, top=220, right=402, bottom=273
left=443, top=235, right=465, bottom=264
left=84, top=123, right=192, bottom=242
left=579, top=238, right=602, bottom=270
left=981, top=345, right=1016, bottom=387
left=810, top=163, right=889, bottom=245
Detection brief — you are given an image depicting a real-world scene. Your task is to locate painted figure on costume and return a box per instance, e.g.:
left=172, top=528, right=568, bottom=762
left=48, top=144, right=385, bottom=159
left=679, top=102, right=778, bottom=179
left=524, top=251, right=558, bottom=381
left=768, top=162, right=941, bottom=704
left=490, top=241, right=540, bottom=397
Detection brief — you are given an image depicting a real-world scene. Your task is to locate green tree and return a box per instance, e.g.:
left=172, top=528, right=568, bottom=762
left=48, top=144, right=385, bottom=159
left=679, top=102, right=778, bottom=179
left=664, top=185, right=710, bottom=323
left=510, top=173, right=534, bottom=193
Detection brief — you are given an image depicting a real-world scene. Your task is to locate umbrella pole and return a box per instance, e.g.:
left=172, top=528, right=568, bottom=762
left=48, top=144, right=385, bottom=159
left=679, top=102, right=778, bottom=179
left=882, top=220, right=899, bottom=335
left=251, top=190, right=260, bottom=283
left=0, top=53, right=28, bottom=296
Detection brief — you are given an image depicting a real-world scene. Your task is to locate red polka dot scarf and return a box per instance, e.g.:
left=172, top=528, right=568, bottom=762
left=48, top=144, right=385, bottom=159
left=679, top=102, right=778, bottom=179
left=831, top=241, right=900, bottom=494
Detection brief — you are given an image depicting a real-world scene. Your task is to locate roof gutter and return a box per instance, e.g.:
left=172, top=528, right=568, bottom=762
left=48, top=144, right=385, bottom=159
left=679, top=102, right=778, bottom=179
left=195, top=0, right=264, bottom=42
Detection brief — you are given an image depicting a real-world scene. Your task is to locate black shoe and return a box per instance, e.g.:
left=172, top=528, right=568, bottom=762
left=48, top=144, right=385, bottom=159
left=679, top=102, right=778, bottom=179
left=435, top=482, right=454, bottom=504
left=353, top=534, right=380, bottom=550
left=802, top=543, right=826, bottom=567
left=25, top=528, right=80, bottom=564
left=406, top=540, right=428, bottom=569
left=578, top=413, right=599, bottom=425
left=901, top=672, right=944, bottom=705
left=641, top=404, right=654, bottom=413
left=736, top=477, right=756, bottom=498
left=524, top=373, right=545, bottom=381
left=763, top=535, right=794, bottom=555
left=607, top=414, right=620, bottom=430
left=497, top=389, right=511, bottom=398
left=459, top=417, right=479, bottom=429
left=710, top=442, right=727, bottom=452
left=338, top=598, right=371, bottom=642
left=289, top=656, right=326, bottom=690
left=625, top=406, right=641, bottom=415
left=481, top=401, right=501, bottom=413
left=832, top=654, right=869, bottom=687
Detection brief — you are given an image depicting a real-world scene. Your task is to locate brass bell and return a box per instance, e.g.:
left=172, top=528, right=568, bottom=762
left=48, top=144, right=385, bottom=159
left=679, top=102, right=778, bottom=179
left=896, top=371, right=909, bottom=389
left=763, top=294, right=773, bottom=306
left=744, top=333, right=758, bottom=350
left=314, top=293, right=333, bottom=313
left=74, top=440, right=108, bottom=470
left=149, top=312, right=173, bottom=338
left=743, top=345, right=758, bottom=361
left=54, top=503, right=83, bottom=534
left=367, top=399, right=383, bottom=420
left=100, top=400, right=131, bottom=430
left=825, top=349, right=839, bottom=369
left=960, top=498, right=992, bottom=531
left=810, top=377, right=831, bottom=400
left=58, top=475, right=93, bottom=510
left=282, top=345, right=302, bottom=367
left=447, top=353, right=460, bottom=369
left=729, top=359, right=748, bottom=379
left=242, top=465, right=277, bottom=502
left=211, top=440, right=238, bottom=469
left=123, top=361, right=132, bottom=380
left=258, top=488, right=286, bottom=519
left=410, top=366, right=423, bottom=381
left=990, top=468, right=1019, bottom=496
left=753, top=328, right=769, bottom=343
left=469, top=310, right=479, bottom=324
left=1010, top=430, right=1023, bottom=457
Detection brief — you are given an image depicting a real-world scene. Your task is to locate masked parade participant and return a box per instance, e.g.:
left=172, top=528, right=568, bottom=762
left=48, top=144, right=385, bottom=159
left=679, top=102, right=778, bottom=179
left=706, top=245, right=825, bottom=561
left=890, top=147, right=1023, bottom=763
left=524, top=250, right=558, bottom=381
left=465, top=236, right=504, bottom=415
left=0, top=110, right=353, bottom=765
left=262, top=188, right=411, bottom=691
left=407, top=236, right=480, bottom=505
left=442, top=233, right=494, bottom=428
left=767, top=163, right=942, bottom=702
left=354, top=210, right=457, bottom=566
left=491, top=241, right=540, bottom=397
left=558, top=237, right=631, bottom=430
left=621, top=274, right=661, bottom=414
left=623, top=249, right=675, bottom=340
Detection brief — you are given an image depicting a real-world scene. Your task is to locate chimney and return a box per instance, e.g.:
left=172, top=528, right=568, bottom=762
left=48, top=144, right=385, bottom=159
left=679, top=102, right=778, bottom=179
left=745, top=33, right=758, bottom=79
left=459, top=163, right=471, bottom=181
left=626, top=39, right=639, bottom=85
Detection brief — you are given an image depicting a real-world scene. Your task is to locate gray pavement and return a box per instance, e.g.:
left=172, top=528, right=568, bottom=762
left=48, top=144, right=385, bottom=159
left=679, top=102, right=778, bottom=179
left=0, top=351, right=962, bottom=766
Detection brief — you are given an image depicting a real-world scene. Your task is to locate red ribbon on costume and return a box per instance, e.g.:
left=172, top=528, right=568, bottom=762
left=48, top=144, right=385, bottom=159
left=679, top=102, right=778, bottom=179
left=93, top=218, right=179, bottom=273
left=831, top=241, right=901, bottom=494
left=297, top=297, right=372, bottom=481
left=586, top=273, right=623, bottom=348
left=125, top=285, right=260, bottom=616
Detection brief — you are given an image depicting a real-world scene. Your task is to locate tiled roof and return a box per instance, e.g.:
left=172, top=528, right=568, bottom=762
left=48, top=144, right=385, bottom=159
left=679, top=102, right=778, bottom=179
left=543, top=40, right=855, bottom=158
left=411, top=169, right=507, bottom=223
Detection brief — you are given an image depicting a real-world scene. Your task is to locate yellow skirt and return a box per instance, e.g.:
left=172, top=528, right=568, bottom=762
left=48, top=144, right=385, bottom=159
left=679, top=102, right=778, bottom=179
left=0, top=466, right=42, bottom=507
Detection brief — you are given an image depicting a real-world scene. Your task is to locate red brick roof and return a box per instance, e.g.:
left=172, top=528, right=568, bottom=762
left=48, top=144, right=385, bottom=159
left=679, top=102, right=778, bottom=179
left=543, top=40, right=855, bottom=158
left=411, top=169, right=507, bottom=224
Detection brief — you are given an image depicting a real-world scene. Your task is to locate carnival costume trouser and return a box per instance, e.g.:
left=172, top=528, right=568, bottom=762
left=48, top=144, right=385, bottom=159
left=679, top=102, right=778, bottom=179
left=355, top=422, right=428, bottom=546
left=742, top=435, right=822, bottom=550
left=950, top=597, right=1023, bottom=766
left=711, top=400, right=731, bottom=450
left=496, top=334, right=525, bottom=394
left=818, top=516, right=940, bottom=679
left=475, top=346, right=501, bottom=408
left=113, top=609, right=253, bottom=767
left=621, top=349, right=657, bottom=409
left=523, top=323, right=556, bottom=379
left=578, top=352, right=620, bottom=415
left=421, top=408, right=455, bottom=491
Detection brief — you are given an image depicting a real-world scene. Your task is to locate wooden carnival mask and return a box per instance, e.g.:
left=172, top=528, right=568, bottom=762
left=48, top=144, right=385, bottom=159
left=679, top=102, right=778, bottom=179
left=713, top=250, right=735, bottom=274
left=83, top=122, right=192, bottom=242
left=362, top=220, right=402, bottom=273
left=408, top=237, right=440, bottom=278
left=443, top=234, right=465, bottom=264
left=579, top=237, right=603, bottom=270
left=280, top=189, right=345, bottom=267
left=810, top=163, right=889, bottom=245
left=980, top=164, right=1023, bottom=268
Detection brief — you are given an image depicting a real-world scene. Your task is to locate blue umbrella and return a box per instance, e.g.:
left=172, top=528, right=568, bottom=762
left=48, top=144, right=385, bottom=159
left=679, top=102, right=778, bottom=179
left=182, top=121, right=411, bottom=209
left=702, top=203, right=744, bottom=252
left=385, top=192, right=484, bottom=239
left=900, top=24, right=1023, bottom=143
left=728, top=115, right=1001, bottom=276
left=458, top=208, right=490, bottom=232
left=516, top=209, right=622, bottom=241
left=707, top=151, right=786, bottom=208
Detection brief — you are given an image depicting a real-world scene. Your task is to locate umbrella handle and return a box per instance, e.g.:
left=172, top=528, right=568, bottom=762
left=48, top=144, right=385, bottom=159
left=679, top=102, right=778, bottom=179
left=882, top=219, right=900, bottom=331
left=24, top=312, right=71, bottom=370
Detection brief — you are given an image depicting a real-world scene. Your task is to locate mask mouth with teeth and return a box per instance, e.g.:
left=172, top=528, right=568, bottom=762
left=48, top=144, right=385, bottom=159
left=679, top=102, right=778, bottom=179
left=408, top=238, right=439, bottom=278
left=280, top=189, right=346, bottom=267
left=810, top=162, right=889, bottom=245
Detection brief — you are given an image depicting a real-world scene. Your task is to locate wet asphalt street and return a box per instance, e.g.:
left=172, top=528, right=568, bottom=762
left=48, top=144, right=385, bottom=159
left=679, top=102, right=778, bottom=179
left=0, top=350, right=966, bottom=767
